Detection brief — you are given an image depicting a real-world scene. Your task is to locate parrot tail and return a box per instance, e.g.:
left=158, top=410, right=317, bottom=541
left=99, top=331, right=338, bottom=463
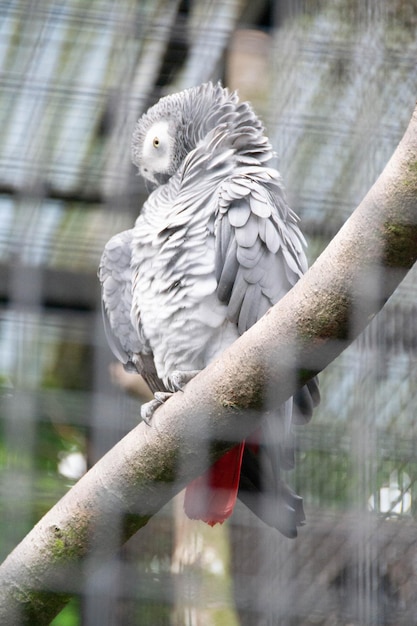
left=183, top=442, right=245, bottom=525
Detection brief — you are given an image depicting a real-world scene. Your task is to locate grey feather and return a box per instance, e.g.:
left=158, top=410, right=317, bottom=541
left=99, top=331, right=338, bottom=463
left=99, top=230, right=165, bottom=391
left=99, top=230, right=139, bottom=365
left=216, top=238, right=239, bottom=301
left=249, top=193, right=272, bottom=218
left=236, top=238, right=263, bottom=267
left=228, top=201, right=251, bottom=227
left=235, top=215, right=259, bottom=248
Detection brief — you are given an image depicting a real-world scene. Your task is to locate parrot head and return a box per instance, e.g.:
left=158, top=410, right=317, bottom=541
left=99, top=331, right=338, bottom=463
left=131, top=89, right=194, bottom=188
left=131, top=82, right=267, bottom=189
left=131, top=113, right=179, bottom=188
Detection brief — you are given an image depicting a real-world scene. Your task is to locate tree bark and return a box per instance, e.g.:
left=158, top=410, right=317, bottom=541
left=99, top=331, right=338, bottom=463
left=0, top=104, right=416, bottom=624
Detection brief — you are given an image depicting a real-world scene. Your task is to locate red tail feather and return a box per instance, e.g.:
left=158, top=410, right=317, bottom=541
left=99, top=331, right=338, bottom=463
left=183, top=442, right=245, bottom=525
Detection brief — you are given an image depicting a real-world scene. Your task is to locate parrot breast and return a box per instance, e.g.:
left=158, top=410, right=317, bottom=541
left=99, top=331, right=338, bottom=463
left=130, top=176, right=239, bottom=391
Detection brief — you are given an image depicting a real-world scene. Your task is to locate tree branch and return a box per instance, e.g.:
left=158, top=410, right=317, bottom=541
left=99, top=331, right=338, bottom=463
left=1, top=104, right=416, bottom=624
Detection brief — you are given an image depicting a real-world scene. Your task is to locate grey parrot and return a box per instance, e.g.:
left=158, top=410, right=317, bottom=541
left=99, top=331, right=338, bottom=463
left=99, top=82, right=319, bottom=537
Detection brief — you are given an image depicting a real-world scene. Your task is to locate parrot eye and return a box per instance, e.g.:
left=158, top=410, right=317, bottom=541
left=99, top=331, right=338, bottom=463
left=153, top=137, right=160, bottom=148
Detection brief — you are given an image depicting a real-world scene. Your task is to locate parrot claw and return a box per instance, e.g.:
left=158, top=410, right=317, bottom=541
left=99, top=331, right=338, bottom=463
left=140, top=371, right=201, bottom=424
left=140, top=391, right=173, bottom=424
left=170, top=369, right=201, bottom=392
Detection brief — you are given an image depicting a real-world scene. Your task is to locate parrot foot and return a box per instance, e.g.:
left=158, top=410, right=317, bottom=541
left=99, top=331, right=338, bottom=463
left=141, top=391, right=172, bottom=424
left=140, top=371, right=201, bottom=424
left=170, top=369, right=201, bottom=391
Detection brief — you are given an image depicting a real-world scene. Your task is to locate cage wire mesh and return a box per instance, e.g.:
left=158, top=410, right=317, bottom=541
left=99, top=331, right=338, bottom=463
left=0, top=0, right=416, bottom=624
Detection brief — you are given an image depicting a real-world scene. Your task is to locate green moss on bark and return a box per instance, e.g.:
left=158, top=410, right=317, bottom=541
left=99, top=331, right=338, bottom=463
left=383, top=221, right=417, bottom=268
left=49, top=523, right=87, bottom=562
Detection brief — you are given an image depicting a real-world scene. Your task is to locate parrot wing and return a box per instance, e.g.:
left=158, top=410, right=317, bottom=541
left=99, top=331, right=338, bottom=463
left=99, top=229, right=165, bottom=393
left=215, top=168, right=307, bottom=330
left=210, top=170, right=318, bottom=535
left=214, top=167, right=319, bottom=423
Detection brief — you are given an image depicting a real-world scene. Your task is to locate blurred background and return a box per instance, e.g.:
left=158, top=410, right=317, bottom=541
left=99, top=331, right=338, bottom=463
left=0, top=0, right=416, bottom=624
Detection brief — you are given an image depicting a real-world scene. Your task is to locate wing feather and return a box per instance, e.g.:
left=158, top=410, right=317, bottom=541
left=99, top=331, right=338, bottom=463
left=249, top=193, right=272, bottom=218
left=236, top=237, right=263, bottom=268
left=99, top=230, right=138, bottom=365
left=228, top=201, right=251, bottom=227
left=263, top=218, right=281, bottom=253
left=215, top=173, right=308, bottom=333
left=216, top=239, right=239, bottom=301
left=235, top=214, right=259, bottom=247
left=99, top=229, right=163, bottom=393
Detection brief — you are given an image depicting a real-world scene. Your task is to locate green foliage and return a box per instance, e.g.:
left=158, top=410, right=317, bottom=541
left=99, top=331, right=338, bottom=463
left=50, top=598, right=80, bottom=626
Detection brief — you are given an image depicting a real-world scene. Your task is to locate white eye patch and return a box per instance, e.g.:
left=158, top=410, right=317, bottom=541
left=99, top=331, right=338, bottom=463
left=142, top=120, right=172, bottom=173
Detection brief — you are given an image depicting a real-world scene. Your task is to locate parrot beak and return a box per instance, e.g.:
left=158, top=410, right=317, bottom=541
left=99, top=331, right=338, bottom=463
left=145, top=179, right=158, bottom=193
left=145, top=172, right=170, bottom=193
